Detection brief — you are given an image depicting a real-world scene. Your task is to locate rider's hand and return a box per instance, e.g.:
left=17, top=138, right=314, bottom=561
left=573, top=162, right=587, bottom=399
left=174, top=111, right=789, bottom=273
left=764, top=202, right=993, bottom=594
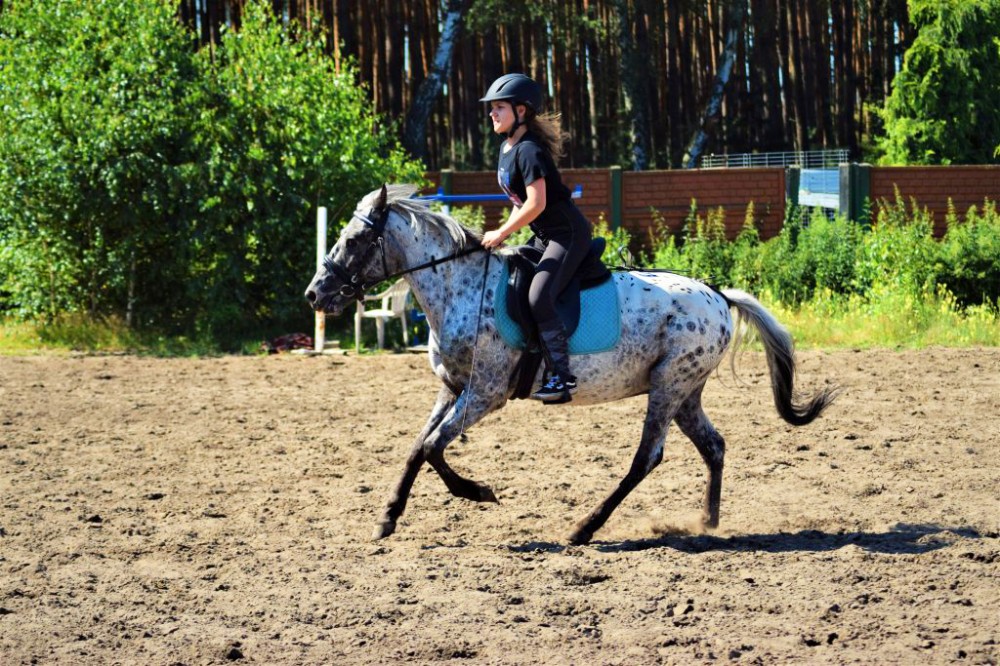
left=482, top=229, right=506, bottom=249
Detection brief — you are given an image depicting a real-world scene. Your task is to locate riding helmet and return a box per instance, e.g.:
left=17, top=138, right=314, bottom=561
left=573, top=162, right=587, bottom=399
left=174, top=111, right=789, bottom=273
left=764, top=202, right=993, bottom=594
left=479, top=73, right=543, bottom=113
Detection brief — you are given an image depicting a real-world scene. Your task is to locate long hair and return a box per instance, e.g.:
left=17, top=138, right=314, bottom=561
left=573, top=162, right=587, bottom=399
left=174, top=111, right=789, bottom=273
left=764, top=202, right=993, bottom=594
left=525, top=111, right=568, bottom=161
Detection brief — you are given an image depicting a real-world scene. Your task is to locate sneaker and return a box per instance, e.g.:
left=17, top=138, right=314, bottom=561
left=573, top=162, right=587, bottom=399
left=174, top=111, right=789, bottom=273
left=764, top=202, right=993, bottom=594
left=531, top=373, right=577, bottom=403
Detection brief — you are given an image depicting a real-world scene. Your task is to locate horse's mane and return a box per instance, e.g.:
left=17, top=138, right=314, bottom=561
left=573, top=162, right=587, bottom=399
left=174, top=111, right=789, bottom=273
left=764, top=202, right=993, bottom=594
left=359, top=184, right=483, bottom=250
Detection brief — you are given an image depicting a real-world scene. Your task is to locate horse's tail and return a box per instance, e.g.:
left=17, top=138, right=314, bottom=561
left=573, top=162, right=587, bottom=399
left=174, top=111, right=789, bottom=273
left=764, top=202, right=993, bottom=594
left=721, top=288, right=838, bottom=426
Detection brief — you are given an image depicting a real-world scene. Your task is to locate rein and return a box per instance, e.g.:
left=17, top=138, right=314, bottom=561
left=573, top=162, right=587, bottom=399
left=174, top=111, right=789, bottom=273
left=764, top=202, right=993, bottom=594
left=324, top=208, right=485, bottom=300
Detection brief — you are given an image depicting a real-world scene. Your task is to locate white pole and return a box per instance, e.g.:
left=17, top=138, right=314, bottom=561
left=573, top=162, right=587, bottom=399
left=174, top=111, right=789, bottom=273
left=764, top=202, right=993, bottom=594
left=315, top=206, right=328, bottom=353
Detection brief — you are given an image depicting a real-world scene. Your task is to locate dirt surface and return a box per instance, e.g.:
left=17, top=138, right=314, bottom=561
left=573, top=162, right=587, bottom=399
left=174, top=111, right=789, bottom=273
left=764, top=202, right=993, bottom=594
left=1, top=348, right=998, bottom=665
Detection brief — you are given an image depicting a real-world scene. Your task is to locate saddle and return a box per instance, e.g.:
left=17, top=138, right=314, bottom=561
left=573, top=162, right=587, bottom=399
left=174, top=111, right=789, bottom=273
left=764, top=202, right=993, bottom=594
left=503, top=237, right=612, bottom=399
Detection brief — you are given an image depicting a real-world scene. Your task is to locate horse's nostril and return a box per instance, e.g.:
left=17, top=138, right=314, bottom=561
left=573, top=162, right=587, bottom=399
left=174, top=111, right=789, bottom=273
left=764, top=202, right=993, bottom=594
left=306, top=290, right=316, bottom=303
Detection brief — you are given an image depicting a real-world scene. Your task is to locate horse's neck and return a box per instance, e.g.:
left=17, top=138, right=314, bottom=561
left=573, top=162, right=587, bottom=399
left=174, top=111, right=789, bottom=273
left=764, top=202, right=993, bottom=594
left=389, top=221, right=493, bottom=342
left=404, top=251, right=492, bottom=338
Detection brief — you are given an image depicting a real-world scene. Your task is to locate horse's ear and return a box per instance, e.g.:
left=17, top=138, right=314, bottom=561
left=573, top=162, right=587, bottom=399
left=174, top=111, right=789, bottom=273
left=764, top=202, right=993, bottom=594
left=375, top=184, right=388, bottom=210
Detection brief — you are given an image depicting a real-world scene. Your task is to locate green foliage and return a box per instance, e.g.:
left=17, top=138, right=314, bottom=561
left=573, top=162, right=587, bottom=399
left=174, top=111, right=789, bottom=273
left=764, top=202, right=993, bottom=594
left=877, top=0, right=1000, bottom=164
left=0, top=0, right=423, bottom=350
left=644, top=197, right=1000, bottom=346
left=682, top=203, right=732, bottom=282
left=187, top=3, right=423, bottom=345
left=646, top=200, right=762, bottom=289
left=853, top=190, right=939, bottom=298
left=0, top=0, right=198, bottom=321
left=936, top=200, right=1000, bottom=306
left=591, top=213, right=634, bottom=265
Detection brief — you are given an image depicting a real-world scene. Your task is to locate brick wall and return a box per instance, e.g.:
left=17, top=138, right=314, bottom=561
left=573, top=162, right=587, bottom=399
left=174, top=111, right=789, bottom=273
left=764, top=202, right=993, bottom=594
left=427, top=167, right=786, bottom=247
left=870, top=166, right=1000, bottom=235
left=622, top=168, right=785, bottom=244
left=425, top=165, right=998, bottom=246
left=562, top=168, right=613, bottom=228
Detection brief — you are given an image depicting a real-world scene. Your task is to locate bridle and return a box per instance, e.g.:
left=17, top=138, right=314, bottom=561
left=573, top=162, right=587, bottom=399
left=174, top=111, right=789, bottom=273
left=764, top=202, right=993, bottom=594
left=322, top=204, right=485, bottom=301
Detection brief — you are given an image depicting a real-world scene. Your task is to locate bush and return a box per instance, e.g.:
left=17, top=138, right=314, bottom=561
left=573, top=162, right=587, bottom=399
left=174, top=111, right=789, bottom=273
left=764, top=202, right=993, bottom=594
left=645, top=207, right=688, bottom=273
left=592, top=213, right=634, bottom=266
left=682, top=202, right=733, bottom=282
left=853, top=191, right=938, bottom=299
left=642, top=193, right=999, bottom=314
left=0, top=1, right=424, bottom=349
left=0, top=0, right=199, bottom=322
left=936, top=200, right=1000, bottom=307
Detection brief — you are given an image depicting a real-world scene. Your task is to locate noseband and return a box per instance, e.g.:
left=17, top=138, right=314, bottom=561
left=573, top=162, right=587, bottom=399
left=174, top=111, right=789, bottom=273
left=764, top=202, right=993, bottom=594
left=322, top=208, right=393, bottom=300
left=323, top=205, right=485, bottom=301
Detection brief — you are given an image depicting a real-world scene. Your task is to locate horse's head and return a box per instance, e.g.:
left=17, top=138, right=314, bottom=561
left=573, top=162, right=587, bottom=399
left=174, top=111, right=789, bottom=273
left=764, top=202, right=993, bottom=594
left=305, top=184, right=394, bottom=317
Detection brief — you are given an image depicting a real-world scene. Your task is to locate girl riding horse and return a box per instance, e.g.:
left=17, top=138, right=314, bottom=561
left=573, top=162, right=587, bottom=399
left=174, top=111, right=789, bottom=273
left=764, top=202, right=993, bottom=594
left=479, top=73, right=592, bottom=404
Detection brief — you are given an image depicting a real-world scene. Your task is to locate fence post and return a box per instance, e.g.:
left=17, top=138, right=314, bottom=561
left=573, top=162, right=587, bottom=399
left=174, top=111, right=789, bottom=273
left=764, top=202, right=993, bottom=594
left=856, top=163, right=871, bottom=226
left=609, top=165, right=623, bottom=231
left=785, top=166, right=800, bottom=207
left=440, top=168, right=453, bottom=215
left=839, top=162, right=872, bottom=225
left=314, top=206, right=327, bottom=353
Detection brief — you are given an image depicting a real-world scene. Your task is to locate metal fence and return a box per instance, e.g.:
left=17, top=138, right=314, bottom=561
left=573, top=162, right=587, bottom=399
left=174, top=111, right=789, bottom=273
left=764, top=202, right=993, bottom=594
left=701, top=149, right=849, bottom=169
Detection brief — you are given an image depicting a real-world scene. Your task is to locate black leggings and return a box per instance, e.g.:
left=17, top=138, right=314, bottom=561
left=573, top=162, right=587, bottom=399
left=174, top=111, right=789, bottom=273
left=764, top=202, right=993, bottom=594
left=527, top=203, right=592, bottom=330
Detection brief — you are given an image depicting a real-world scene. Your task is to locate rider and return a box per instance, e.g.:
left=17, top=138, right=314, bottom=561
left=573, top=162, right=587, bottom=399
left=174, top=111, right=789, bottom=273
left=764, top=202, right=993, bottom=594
left=479, top=73, right=593, bottom=404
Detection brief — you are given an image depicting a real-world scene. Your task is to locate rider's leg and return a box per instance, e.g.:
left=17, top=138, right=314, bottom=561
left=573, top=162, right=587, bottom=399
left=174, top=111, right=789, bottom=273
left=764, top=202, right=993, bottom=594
left=527, top=218, right=589, bottom=402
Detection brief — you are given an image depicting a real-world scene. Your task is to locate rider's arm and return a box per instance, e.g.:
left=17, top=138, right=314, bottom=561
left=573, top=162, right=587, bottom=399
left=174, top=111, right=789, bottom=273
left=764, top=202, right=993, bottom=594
left=483, top=178, right=546, bottom=248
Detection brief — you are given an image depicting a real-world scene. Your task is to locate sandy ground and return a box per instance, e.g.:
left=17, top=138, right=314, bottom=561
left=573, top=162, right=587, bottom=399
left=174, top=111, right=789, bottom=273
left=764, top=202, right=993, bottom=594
left=1, top=348, right=997, bottom=665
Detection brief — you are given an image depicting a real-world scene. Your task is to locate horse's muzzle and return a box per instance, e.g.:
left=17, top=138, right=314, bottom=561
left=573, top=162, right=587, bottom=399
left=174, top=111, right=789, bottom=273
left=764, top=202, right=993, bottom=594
left=305, top=289, right=340, bottom=316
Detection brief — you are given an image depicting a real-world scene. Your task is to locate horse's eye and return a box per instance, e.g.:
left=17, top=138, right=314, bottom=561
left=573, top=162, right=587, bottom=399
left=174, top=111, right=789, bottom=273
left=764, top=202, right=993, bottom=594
left=346, top=238, right=357, bottom=250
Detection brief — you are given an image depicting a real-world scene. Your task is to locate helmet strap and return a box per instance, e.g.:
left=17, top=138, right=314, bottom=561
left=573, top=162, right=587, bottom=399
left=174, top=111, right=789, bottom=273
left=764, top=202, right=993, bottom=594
left=505, top=116, right=520, bottom=139
left=504, top=104, right=526, bottom=139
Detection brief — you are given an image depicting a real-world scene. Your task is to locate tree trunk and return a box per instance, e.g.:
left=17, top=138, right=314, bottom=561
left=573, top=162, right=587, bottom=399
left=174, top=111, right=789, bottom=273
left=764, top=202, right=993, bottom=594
left=402, top=0, right=469, bottom=164
left=783, top=0, right=809, bottom=150
left=683, top=0, right=747, bottom=168
left=616, top=0, right=651, bottom=170
left=666, top=0, right=683, bottom=165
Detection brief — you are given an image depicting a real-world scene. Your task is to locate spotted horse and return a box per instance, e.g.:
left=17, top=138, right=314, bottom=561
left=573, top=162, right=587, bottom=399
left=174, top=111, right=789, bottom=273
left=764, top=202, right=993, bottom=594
left=305, top=185, right=837, bottom=545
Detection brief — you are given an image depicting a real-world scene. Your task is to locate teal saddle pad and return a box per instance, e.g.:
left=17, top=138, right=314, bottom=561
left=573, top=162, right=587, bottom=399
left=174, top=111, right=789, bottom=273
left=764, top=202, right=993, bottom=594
left=493, top=263, right=621, bottom=354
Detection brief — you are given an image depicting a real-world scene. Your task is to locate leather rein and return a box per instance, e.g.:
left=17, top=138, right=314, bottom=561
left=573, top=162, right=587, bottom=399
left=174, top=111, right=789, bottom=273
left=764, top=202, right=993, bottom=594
left=323, top=205, right=485, bottom=301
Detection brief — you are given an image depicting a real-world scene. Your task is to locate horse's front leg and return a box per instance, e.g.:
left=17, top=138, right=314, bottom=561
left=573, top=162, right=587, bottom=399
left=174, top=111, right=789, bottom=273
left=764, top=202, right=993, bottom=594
left=372, top=386, right=456, bottom=540
left=421, top=387, right=504, bottom=504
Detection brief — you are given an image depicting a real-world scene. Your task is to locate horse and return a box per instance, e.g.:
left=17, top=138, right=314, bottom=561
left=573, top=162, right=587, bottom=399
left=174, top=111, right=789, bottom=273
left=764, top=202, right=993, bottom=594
left=305, top=184, right=837, bottom=545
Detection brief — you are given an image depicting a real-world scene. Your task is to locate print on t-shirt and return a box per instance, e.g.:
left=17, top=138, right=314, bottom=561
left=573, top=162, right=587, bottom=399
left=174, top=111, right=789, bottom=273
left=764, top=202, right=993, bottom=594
left=498, top=165, right=523, bottom=207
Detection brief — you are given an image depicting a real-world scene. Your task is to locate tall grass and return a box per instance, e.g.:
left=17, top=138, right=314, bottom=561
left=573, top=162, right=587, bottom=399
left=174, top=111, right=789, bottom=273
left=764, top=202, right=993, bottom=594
left=1, top=315, right=230, bottom=356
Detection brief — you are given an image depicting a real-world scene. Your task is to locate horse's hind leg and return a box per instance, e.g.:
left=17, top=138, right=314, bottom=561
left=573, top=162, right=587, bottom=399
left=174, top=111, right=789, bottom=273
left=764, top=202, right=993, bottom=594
left=568, top=385, right=678, bottom=545
left=673, top=386, right=726, bottom=529
left=372, top=386, right=455, bottom=540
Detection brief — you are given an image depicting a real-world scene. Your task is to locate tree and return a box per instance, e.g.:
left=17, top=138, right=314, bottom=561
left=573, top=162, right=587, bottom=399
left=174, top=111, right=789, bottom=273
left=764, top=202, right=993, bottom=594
left=877, top=0, right=1000, bottom=164
left=403, top=0, right=471, bottom=163
left=683, top=0, right=747, bottom=168
left=0, top=0, right=200, bottom=322
left=189, top=3, right=424, bottom=343
left=0, top=0, right=423, bottom=345
left=616, top=0, right=651, bottom=170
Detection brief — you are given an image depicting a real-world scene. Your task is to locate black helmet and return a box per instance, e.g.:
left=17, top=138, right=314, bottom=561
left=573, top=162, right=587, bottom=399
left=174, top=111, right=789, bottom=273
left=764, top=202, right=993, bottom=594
left=479, top=73, right=543, bottom=113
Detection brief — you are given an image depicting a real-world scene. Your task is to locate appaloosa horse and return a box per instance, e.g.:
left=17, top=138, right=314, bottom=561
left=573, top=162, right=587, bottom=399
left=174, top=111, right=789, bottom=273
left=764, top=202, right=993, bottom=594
left=305, top=185, right=836, bottom=544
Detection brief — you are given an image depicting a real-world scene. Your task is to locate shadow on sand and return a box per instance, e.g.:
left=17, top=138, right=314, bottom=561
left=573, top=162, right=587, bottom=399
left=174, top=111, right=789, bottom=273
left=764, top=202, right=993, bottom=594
left=509, top=523, right=993, bottom=556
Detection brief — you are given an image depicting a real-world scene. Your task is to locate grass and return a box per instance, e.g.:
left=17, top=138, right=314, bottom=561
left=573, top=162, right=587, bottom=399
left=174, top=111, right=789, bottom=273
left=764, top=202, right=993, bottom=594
left=763, top=287, right=1000, bottom=349
left=1, top=315, right=231, bottom=356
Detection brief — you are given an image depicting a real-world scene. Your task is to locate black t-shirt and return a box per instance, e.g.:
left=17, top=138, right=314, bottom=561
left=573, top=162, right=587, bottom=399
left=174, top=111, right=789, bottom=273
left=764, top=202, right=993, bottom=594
left=496, top=132, right=572, bottom=210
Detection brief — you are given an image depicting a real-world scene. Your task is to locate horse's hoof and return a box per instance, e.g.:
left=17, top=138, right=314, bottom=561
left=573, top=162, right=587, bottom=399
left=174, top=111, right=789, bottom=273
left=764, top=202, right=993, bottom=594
left=372, top=520, right=396, bottom=540
left=568, top=527, right=593, bottom=545
left=479, top=485, right=499, bottom=503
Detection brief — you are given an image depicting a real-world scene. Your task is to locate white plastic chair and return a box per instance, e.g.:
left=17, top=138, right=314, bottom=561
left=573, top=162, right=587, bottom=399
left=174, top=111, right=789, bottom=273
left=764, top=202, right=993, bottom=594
left=354, top=279, right=410, bottom=352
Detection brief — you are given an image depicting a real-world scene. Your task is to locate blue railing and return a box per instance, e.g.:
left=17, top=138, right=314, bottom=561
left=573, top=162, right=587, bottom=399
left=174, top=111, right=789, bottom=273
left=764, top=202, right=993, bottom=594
left=418, top=184, right=582, bottom=211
